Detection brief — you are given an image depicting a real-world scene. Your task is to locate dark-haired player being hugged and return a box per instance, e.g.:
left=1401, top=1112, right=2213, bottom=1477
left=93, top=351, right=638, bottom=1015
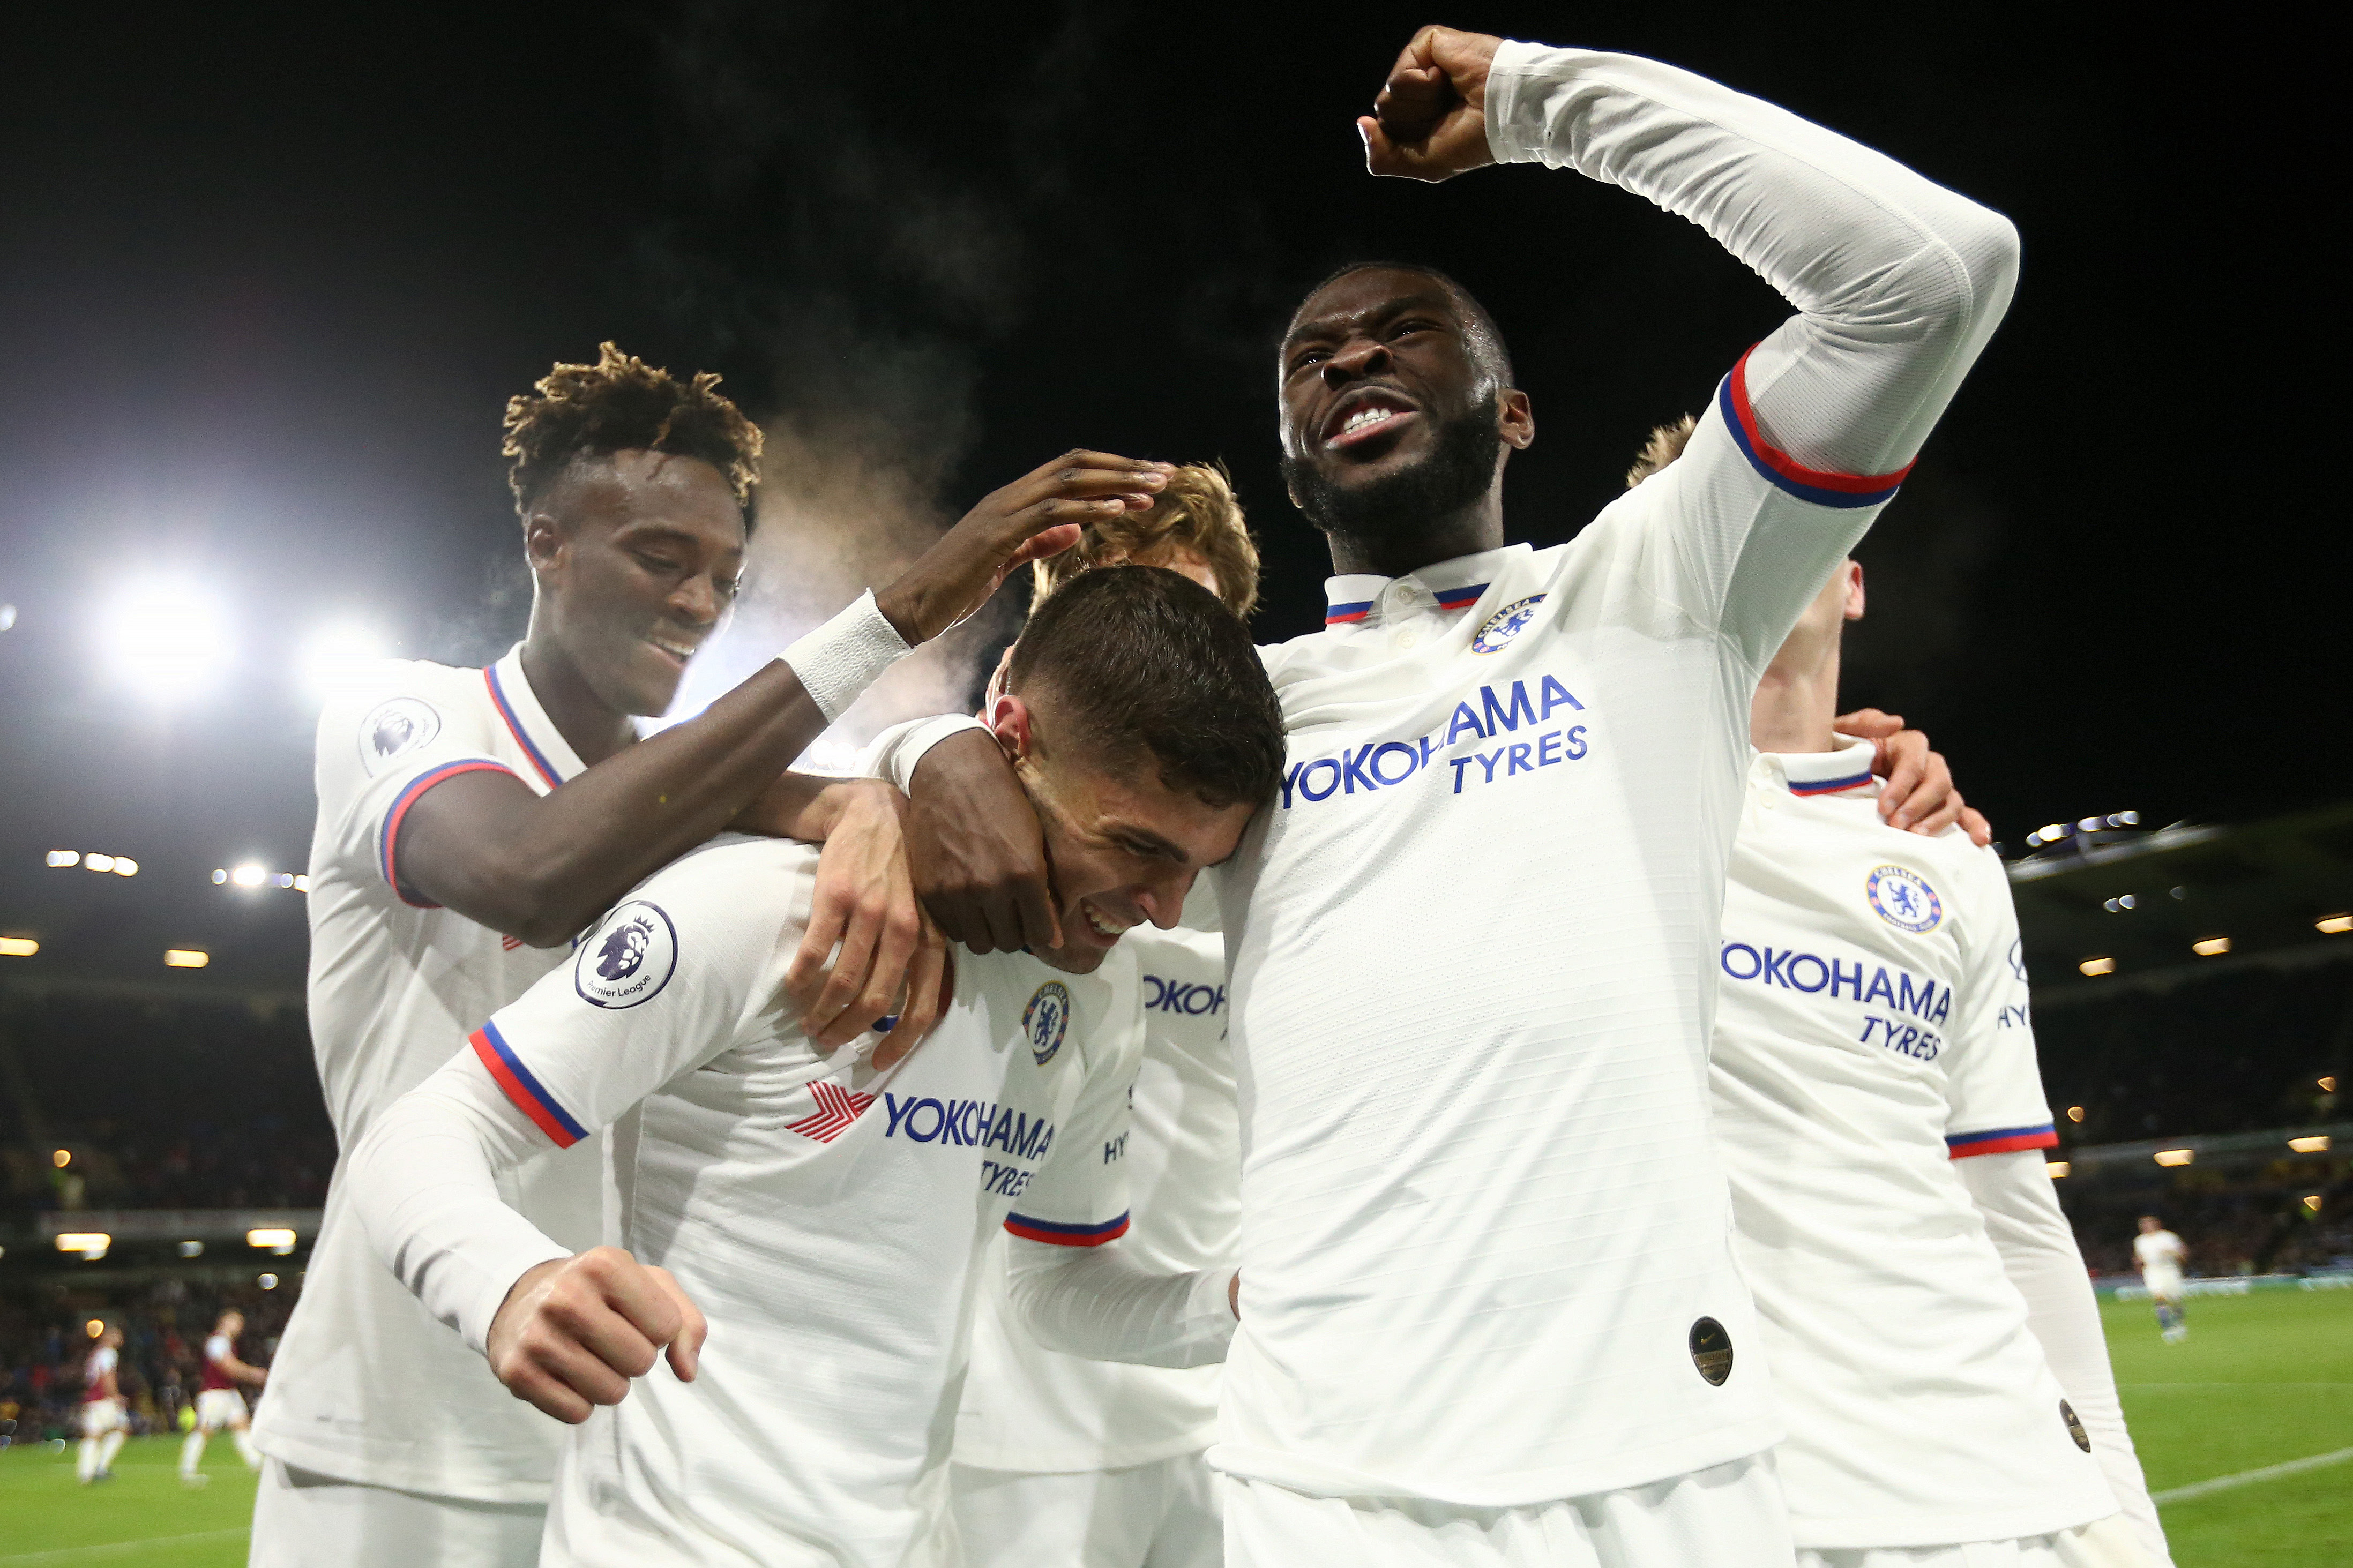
left=899, top=28, right=2019, bottom=1567
left=251, top=342, right=1176, bottom=1566
left=345, top=568, right=1279, bottom=1568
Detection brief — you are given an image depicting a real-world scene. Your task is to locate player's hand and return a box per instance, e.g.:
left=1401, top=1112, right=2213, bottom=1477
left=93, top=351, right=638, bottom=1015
left=786, top=779, right=952, bottom=1061
left=1359, top=26, right=1504, bottom=182
left=1835, top=709, right=1993, bottom=847
left=906, top=728, right=1059, bottom=956
left=486, top=1248, right=707, bottom=1425
left=874, top=452, right=1173, bottom=645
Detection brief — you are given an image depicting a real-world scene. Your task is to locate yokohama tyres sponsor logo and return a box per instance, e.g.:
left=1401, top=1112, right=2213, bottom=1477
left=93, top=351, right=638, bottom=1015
left=1280, top=672, right=1589, bottom=811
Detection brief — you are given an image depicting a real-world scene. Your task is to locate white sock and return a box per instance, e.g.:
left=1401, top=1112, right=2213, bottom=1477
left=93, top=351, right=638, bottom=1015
left=78, top=1437, right=99, bottom=1482
left=98, top=1429, right=126, bottom=1472
left=180, top=1429, right=207, bottom=1476
left=231, top=1428, right=261, bottom=1471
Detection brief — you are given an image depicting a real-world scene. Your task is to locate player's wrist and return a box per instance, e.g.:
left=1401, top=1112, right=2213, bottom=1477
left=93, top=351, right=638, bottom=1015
left=783, top=590, right=914, bottom=724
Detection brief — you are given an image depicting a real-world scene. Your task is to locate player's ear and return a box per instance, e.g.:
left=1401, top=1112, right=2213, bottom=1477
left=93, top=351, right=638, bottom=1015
left=523, top=511, right=567, bottom=577
left=1497, top=387, right=1534, bottom=450
left=988, top=693, right=1037, bottom=765
left=1843, top=560, right=1866, bottom=621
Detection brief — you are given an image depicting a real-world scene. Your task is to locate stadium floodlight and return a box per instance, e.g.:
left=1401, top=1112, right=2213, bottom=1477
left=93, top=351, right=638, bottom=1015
left=51, top=1149, right=70, bottom=1168
left=55, top=1233, right=110, bottom=1259
left=2289, top=1136, right=2332, bottom=1153
left=2076, top=816, right=2101, bottom=832
left=229, top=864, right=268, bottom=888
left=2319, top=914, right=2353, bottom=935
left=163, top=949, right=210, bottom=969
left=0, top=937, right=36, bottom=958
left=85, top=1319, right=104, bottom=1339
left=2153, top=1148, right=2194, bottom=1167
left=2322, top=1076, right=2340, bottom=1093
left=98, top=580, right=236, bottom=701
left=178, top=1240, right=205, bottom=1258
left=46, top=850, right=77, bottom=867
left=298, top=621, right=390, bottom=702
left=82, top=853, right=115, bottom=872
left=2037, top=823, right=2067, bottom=841
left=2046, top=1161, right=2070, bottom=1178
left=2303, top=1195, right=2323, bottom=1212
left=2078, top=957, right=2116, bottom=977
left=2066, top=1105, right=2086, bottom=1122
left=259, top=1273, right=279, bottom=1289
left=248, top=1228, right=298, bottom=1255
left=2191, top=936, right=2231, bottom=957
left=294, top=874, right=312, bottom=892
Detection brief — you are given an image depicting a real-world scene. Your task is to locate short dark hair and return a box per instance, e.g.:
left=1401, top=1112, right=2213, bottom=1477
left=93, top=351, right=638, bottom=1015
left=1007, top=566, right=1285, bottom=811
left=1292, top=260, right=1514, bottom=386
left=501, top=342, right=764, bottom=520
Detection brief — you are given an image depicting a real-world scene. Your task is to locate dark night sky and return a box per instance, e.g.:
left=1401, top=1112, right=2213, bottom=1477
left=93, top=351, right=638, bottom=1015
left=0, top=3, right=2338, bottom=981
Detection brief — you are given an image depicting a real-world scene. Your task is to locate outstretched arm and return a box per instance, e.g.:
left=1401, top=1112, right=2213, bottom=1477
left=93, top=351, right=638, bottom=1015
left=394, top=452, right=1172, bottom=948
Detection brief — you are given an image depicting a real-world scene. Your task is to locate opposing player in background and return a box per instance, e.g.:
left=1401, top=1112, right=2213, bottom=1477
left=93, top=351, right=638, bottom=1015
left=347, top=567, right=1280, bottom=1567
left=253, top=340, right=1176, bottom=1566
left=181, top=1310, right=266, bottom=1486
left=949, top=469, right=1257, bottom=1568
left=2134, top=1216, right=2190, bottom=1342
left=77, top=1323, right=127, bottom=1485
left=900, top=26, right=2020, bottom=1565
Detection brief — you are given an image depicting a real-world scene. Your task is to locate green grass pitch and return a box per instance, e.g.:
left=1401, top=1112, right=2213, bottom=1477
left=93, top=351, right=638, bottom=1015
left=3, top=1291, right=2347, bottom=1563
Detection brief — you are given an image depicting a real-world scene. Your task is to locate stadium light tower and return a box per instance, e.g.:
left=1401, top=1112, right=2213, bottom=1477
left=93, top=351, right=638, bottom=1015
left=298, top=621, right=390, bottom=702
left=99, top=580, right=235, bottom=701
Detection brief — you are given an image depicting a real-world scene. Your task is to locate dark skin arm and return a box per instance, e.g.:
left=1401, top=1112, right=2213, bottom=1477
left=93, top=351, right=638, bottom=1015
left=398, top=452, right=1170, bottom=949
left=904, top=727, right=1058, bottom=955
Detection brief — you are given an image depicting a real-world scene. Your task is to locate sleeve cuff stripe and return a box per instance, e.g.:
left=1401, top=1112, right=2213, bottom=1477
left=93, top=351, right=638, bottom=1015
left=1003, top=1211, right=1130, bottom=1247
left=377, top=759, right=518, bottom=908
left=469, top=1021, right=588, bottom=1147
left=1946, top=1124, right=2059, bottom=1157
left=1719, top=348, right=1911, bottom=509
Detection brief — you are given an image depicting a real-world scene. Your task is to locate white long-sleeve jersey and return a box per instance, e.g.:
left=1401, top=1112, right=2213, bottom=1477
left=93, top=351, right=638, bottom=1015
left=1205, top=41, right=2019, bottom=1506
left=345, top=834, right=1230, bottom=1567
left=1710, top=742, right=2165, bottom=1561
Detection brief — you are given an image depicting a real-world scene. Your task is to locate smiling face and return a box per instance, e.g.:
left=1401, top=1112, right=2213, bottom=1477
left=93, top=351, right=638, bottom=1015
left=525, top=449, right=746, bottom=717
left=1276, top=266, right=1530, bottom=549
left=991, top=694, right=1257, bottom=975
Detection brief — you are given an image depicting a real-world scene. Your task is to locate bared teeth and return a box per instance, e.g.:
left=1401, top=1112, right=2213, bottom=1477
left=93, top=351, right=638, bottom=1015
left=1336, top=406, right=1398, bottom=439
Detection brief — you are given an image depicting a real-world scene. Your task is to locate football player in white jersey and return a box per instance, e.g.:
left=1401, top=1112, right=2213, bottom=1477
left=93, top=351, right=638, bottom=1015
left=1690, top=532, right=2168, bottom=1565
left=893, top=25, right=2020, bottom=1566
left=2133, top=1217, right=2190, bottom=1341
left=343, top=566, right=1281, bottom=1567
left=947, top=470, right=1257, bottom=1568
left=77, top=1324, right=128, bottom=1484
left=181, top=1309, right=267, bottom=1485
left=253, top=340, right=1179, bottom=1566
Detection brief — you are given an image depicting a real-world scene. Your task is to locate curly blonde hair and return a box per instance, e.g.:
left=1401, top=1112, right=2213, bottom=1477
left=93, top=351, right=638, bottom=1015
left=1030, top=461, right=1260, bottom=618
left=1623, top=414, right=1697, bottom=489
left=501, top=342, right=764, bottom=518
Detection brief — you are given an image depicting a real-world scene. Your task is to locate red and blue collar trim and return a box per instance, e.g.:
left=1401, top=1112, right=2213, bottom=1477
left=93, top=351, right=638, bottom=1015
left=1946, top=1123, right=2058, bottom=1159
left=1433, top=583, right=1488, bottom=610
left=470, top=1019, right=589, bottom=1148
left=1719, top=347, right=1911, bottom=509
left=1323, top=582, right=1490, bottom=626
left=1325, top=599, right=1375, bottom=626
left=1790, top=767, right=1875, bottom=797
left=1003, top=1210, right=1131, bottom=1247
left=483, top=663, right=564, bottom=788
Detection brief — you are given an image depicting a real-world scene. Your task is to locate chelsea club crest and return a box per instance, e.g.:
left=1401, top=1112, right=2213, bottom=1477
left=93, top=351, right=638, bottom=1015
left=1866, top=865, right=1943, bottom=934
left=1471, top=594, right=1547, bottom=655
left=1024, top=981, right=1072, bottom=1065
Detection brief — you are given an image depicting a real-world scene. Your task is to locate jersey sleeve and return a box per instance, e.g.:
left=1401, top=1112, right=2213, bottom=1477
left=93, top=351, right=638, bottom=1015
left=1003, top=975, right=1141, bottom=1249
left=1940, top=843, right=2058, bottom=1159
left=466, top=841, right=813, bottom=1150
left=311, top=662, right=522, bottom=908
left=1481, top=43, right=2020, bottom=667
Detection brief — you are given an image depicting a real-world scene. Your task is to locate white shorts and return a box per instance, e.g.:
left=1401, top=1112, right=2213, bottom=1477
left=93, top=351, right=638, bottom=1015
left=196, top=1387, right=249, bottom=1431
left=80, top=1398, right=127, bottom=1438
left=953, top=1451, right=1222, bottom=1568
left=249, top=1458, right=548, bottom=1568
left=1224, top=1453, right=1791, bottom=1568
left=2138, top=1271, right=2182, bottom=1302
left=1798, top=1514, right=2152, bottom=1568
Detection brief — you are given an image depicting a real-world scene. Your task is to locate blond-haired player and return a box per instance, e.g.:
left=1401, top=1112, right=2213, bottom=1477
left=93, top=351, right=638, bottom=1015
left=939, top=469, right=1258, bottom=1568
left=77, top=1323, right=128, bottom=1485
left=180, top=1309, right=266, bottom=1485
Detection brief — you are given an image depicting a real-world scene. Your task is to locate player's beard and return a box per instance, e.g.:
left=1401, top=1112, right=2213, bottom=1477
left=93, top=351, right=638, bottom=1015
left=1282, top=395, right=1505, bottom=556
